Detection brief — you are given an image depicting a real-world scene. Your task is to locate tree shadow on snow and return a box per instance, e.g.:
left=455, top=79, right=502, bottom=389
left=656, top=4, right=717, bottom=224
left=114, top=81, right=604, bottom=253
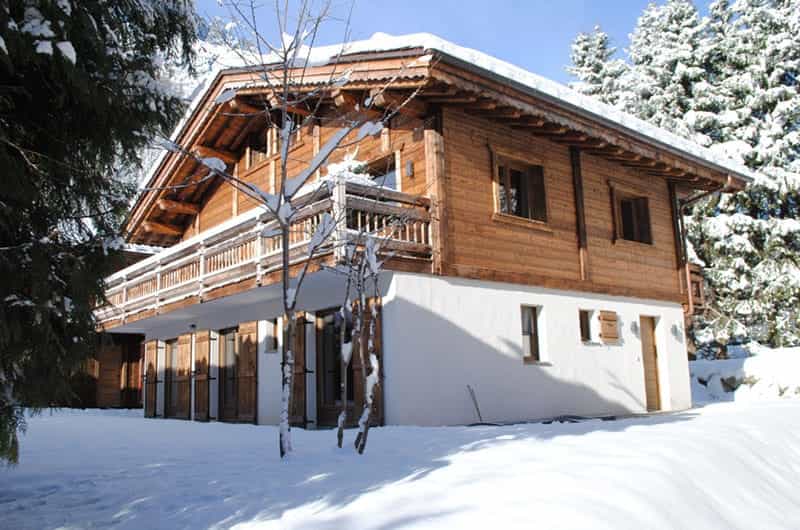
left=1, top=286, right=699, bottom=529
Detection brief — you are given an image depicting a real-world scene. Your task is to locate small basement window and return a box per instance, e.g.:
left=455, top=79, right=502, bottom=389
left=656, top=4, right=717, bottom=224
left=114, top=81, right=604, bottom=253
left=366, top=154, right=398, bottom=190
left=579, top=310, right=593, bottom=343
left=521, top=305, right=543, bottom=363
left=616, top=194, right=652, bottom=244
left=497, top=158, right=547, bottom=223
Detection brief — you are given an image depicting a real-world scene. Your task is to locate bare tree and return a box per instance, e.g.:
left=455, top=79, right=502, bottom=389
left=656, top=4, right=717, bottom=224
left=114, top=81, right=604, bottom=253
left=152, top=0, right=420, bottom=457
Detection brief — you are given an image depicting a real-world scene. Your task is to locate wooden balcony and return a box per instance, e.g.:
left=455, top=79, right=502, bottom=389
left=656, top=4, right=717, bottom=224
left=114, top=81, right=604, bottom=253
left=96, top=181, right=432, bottom=327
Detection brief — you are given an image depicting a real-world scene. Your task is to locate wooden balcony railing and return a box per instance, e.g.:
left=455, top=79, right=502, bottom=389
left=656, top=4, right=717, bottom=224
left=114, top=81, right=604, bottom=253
left=96, top=180, right=432, bottom=325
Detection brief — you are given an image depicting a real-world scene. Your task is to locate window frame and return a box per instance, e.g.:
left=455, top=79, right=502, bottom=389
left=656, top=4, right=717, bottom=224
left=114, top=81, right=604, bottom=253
left=491, top=149, right=549, bottom=227
left=520, top=305, right=544, bottom=364
left=609, top=181, right=653, bottom=245
left=365, top=151, right=401, bottom=191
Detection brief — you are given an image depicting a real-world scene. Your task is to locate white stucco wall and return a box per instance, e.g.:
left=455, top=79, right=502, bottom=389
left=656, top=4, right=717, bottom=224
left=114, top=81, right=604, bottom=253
left=381, top=272, right=691, bottom=426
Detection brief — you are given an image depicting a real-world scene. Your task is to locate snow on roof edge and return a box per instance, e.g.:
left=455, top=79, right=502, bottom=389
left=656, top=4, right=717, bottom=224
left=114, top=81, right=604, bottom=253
left=137, top=31, right=756, bottom=208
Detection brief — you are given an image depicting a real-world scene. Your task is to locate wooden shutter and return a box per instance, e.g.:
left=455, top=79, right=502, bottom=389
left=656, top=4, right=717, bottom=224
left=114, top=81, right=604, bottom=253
left=144, top=340, right=158, bottom=417
left=599, top=311, right=620, bottom=342
left=194, top=331, right=210, bottom=421
left=635, top=197, right=652, bottom=244
left=529, top=165, right=547, bottom=222
left=237, top=321, right=258, bottom=423
left=289, top=314, right=306, bottom=427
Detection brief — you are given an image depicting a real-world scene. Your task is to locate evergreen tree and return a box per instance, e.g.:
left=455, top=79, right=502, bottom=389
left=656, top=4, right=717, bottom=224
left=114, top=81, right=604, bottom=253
left=567, top=0, right=800, bottom=355
left=624, top=0, right=706, bottom=138
left=689, top=0, right=800, bottom=351
left=0, top=0, right=197, bottom=462
left=568, top=26, right=628, bottom=106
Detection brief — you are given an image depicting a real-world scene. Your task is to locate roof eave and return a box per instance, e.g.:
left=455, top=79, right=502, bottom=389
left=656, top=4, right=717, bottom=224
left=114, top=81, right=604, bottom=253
left=429, top=49, right=753, bottom=188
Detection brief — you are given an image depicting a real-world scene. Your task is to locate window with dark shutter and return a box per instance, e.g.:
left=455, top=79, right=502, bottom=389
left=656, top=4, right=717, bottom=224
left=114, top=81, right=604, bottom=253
left=497, top=158, right=547, bottom=223
left=616, top=194, right=652, bottom=244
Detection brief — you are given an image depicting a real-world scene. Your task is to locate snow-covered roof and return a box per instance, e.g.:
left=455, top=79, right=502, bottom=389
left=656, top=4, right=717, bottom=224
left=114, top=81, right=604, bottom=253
left=315, top=32, right=757, bottom=183
left=140, top=32, right=756, bottom=199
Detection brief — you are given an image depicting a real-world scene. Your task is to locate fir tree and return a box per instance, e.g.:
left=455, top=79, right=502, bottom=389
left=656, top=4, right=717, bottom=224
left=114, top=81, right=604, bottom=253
left=567, top=0, right=800, bottom=354
left=689, top=0, right=800, bottom=351
left=624, top=0, right=706, bottom=138
left=0, top=0, right=197, bottom=462
left=568, top=26, right=628, bottom=106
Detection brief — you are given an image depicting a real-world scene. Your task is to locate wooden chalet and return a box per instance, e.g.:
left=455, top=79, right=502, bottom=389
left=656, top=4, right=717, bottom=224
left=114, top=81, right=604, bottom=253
left=94, top=34, right=751, bottom=426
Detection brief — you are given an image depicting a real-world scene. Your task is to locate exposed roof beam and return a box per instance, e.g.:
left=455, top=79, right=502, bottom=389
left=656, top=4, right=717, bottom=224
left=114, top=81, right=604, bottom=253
left=157, top=199, right=200, bottom=215
left=142, top=221, right=182, bottom=237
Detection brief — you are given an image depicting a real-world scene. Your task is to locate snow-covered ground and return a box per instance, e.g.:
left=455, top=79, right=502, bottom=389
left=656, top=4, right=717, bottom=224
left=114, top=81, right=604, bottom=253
left=2, top=403, right=800, bottom=530
left=691, top=346, right=800, bottom=403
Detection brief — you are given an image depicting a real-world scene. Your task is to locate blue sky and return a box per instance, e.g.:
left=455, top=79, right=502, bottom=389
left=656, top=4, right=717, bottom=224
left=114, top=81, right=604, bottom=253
left=195, top=1, right=657, bottom=84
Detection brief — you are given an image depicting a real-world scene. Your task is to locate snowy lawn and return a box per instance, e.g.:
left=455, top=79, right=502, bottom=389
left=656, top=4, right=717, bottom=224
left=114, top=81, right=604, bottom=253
left=2, top=403, right=800, bottom=530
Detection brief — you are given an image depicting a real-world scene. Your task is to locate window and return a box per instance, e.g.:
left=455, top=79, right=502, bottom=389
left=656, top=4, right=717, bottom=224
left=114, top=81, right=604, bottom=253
left=266, top=319, right=279, bottom=351
left=615, top=194, right=652, bottom=244
left=366, top=154, right=398, bottom=190
left=579, top=310, right=593, bottom=343
left=521, top=305, right=542, bottom=363
left=497, top=159, right=547, bottom=222
left=247, top=131, right=268, bottom=168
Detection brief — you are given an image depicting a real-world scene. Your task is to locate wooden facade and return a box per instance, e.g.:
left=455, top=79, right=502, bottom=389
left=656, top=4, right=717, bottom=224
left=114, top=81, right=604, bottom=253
left=81, top=334, right=143, bottom=409
left=94, top=42, right=752, bottom=424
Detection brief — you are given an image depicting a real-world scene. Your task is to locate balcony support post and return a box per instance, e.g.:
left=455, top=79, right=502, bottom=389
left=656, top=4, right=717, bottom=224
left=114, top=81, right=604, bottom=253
left=198, top=241, right=206, bottom=301
left=331, top=176, right=347, bottom=262
left=255, top=220, right=264, bottom=285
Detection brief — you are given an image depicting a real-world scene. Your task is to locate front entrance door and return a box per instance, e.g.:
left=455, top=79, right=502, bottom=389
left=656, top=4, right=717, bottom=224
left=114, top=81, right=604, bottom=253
left=639, top=316, right=661, bottom=411
left=316, top=310, right=355, bottom=427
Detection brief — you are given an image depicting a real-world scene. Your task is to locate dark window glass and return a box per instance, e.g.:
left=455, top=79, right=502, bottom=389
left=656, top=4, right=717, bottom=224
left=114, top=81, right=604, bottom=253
left=579, top=310, right=592, bottom=342
left=498, top=162, right=547, bottom=222
left=367, top=155, right=397, bottom=190
left=618, top=196, right=652, bottom=244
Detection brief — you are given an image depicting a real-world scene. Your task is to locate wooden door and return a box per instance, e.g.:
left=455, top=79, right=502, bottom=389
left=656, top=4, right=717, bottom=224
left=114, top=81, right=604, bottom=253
left=165, top=335, right=191, bottom=419
left=218, top=329, right=238, bottom=421
left=351, top=299, right=385, bottom=427
left=194, top=331, right=210, bottom=421
left=237, top=321, right=258, bottom=423
left=96, top=341, right=122, bottom=408
left=289, top=314, right=307, bottom=427
left=640, top=316, right=661, bottom=412
left=316, top=309, right=355, bottom=427
left=144, top=340, right=157, bottom=418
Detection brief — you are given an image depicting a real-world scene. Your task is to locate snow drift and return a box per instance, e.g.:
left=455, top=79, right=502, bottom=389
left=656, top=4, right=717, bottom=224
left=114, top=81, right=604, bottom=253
left=691, top=346, right=800, bottom=403
left=2, top=403, right=800, bottom=529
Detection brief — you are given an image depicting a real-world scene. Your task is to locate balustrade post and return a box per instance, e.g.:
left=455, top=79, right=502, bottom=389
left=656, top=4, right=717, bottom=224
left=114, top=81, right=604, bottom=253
left=255, top=219, right=264, bottom=285
left=198, top=241, right=206, bottom=301
left=331, top=175, right=347, bottom=262
left=121, top=275, right=128, bottom=324
left=155, top=261, right=162, bottom=312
